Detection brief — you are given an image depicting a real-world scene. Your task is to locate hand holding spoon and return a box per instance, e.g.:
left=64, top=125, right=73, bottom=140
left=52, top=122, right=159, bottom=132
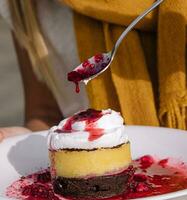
left=68, top=0, right=164, bottom=92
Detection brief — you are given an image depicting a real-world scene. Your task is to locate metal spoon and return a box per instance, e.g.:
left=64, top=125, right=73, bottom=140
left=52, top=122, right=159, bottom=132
left=68, top=0, right=164, bottom=92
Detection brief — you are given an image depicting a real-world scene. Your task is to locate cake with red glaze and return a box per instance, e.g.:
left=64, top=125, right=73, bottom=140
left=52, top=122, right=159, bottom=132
left=48, top=109, right=133, bottom=199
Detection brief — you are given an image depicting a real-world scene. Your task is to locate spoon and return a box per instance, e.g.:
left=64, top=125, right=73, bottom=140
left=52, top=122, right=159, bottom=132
left=68, top=0, right=164, bottom=93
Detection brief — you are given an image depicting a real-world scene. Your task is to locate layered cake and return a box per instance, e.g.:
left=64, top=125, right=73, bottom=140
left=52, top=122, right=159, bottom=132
left=48, top=109, right=133, bottom=199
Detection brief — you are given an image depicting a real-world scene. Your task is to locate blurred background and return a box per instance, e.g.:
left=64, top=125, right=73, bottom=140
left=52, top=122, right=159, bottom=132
left=0, top=16, right=24, bottom=126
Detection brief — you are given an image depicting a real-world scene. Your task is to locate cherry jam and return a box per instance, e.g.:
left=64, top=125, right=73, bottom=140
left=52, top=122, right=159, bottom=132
left=68, top=53, right=110, bottom=93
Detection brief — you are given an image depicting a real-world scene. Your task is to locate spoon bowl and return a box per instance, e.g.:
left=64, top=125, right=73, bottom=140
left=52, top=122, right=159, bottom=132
left=67, top=52, right=112, bottom=92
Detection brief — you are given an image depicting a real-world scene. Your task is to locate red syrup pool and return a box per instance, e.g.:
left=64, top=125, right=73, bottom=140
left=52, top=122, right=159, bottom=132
left=56, top=109, right=108, bottom=141
left=67, top=53, right=110, bottom=93
left=6, top=155, right=187, bottom=200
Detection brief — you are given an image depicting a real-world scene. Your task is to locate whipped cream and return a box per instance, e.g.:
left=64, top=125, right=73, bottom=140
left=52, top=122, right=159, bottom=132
left=48, top=109, right=128, bottom=150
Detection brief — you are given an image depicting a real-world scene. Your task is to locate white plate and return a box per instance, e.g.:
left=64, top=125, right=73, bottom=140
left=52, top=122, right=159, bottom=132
left=0, top=126, right=187, bottom=200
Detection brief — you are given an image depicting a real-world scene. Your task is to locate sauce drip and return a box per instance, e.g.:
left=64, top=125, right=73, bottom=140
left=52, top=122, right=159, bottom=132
left=67, top=53, right=110, bottom=93
left=57, top=109, right=105, bottom=141
left=6, top=155, right=187, bottom=200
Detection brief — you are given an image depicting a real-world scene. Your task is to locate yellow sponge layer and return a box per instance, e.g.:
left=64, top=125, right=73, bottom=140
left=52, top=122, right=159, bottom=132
left=49, top=143, right=131, bottom=178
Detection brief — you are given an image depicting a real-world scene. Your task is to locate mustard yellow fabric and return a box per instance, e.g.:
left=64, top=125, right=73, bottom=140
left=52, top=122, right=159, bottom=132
left=62, top=0, right=187, bottom=129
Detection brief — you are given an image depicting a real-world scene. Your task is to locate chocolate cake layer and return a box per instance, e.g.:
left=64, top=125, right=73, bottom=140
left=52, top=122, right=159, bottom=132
left=53, top=167, right=134, bottom=199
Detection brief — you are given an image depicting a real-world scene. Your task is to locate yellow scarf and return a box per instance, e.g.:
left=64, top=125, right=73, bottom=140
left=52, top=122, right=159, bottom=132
left=61, top=0, right=187, bottom=129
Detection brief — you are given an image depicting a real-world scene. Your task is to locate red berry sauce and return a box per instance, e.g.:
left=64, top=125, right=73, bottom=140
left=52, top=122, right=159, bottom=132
left=139, top=155, right=155, bottom=169
left=6, top=156, right=187, bottom=200
left=6, top=169, right=61, bottom=200
left=56, top=109, right=108, bottom=141
left=67, top=53, right=110, bottom=93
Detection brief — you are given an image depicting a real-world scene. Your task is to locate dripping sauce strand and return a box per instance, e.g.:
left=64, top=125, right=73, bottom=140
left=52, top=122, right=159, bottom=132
left=56, top=109, right=105, bottom=141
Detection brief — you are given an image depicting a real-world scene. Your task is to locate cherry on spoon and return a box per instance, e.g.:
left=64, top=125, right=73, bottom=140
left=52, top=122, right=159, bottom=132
left=68, top=0, right=164, bottom=92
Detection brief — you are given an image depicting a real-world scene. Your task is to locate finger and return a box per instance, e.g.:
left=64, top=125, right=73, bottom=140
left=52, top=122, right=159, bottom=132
left=0, top=132, right=4, bottom=142
left=0, top=127, right=31, bottom=139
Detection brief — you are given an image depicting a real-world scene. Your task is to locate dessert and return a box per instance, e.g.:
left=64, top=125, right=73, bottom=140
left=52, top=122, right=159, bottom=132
left=48, top=109, right=133, bottom=199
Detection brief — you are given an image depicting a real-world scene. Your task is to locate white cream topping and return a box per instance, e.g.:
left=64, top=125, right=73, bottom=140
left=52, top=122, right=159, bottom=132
left=48, top=109, right=128, bottom=150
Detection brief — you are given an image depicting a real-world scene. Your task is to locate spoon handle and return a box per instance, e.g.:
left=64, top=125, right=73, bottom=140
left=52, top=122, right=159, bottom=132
left=111, top=0, right=164, bottom=58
